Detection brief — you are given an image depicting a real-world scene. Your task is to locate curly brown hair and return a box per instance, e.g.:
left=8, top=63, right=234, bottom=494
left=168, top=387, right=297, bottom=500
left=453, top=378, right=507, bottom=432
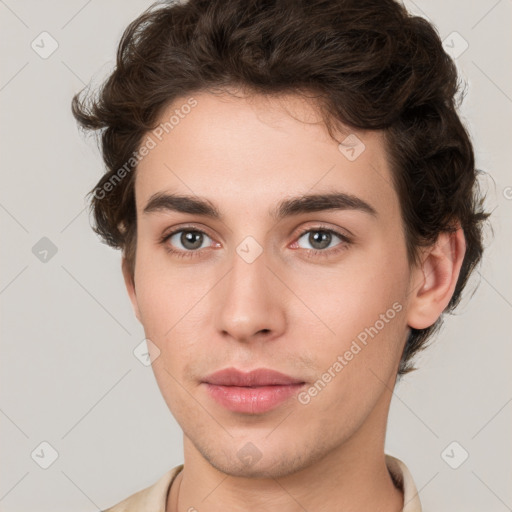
left=71, top=0, right=490, bottom=375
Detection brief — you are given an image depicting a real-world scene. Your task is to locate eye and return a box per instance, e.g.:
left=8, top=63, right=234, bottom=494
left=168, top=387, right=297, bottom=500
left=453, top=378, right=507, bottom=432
left=294, top=227, right=350, bottom=255
left=170, top=230, right=211, bottom=250
left=159, top=225, right=351, bottom=260
left=160, top=227, right=216, bottom=257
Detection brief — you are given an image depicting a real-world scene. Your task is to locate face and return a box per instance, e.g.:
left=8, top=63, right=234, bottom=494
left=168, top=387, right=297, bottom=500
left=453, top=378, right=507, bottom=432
left=125, top=90, right=417, bottom=478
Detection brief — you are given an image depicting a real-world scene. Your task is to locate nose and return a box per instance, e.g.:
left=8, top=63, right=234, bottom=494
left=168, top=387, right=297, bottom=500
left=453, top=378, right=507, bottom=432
left=214, top=243, right=286, bottom=344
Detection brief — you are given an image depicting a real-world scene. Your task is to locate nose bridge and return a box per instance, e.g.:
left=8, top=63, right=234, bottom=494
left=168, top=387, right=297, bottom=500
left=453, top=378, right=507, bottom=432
left=214, top=236, right=285, bottom=341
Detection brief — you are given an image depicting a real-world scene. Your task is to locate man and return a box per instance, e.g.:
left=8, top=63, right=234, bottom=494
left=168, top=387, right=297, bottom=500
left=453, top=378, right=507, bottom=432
left=71, top=0, right=488, bottom=510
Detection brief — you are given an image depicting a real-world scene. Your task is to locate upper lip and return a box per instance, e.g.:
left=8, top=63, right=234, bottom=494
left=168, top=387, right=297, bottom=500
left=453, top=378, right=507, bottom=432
left=203, top=368, right=305, bottom=387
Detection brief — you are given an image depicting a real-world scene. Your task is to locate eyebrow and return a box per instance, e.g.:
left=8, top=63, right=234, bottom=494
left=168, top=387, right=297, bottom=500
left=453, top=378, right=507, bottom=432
left=143, top=191, right=377, bottom=220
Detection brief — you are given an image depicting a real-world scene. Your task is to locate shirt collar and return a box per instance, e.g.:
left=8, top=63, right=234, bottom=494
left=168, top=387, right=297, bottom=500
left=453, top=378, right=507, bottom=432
left=386, top=454, right=423, bottom=511
left=103, top=454, right=422, bottom=511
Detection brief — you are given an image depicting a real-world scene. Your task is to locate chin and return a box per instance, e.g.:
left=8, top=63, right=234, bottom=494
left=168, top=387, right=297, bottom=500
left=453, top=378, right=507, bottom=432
left=197, top=438, right=324, bottom=480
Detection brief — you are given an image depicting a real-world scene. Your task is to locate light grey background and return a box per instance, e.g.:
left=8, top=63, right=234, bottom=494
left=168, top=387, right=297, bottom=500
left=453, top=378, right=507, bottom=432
left=1, top=1, right=511, bottom=511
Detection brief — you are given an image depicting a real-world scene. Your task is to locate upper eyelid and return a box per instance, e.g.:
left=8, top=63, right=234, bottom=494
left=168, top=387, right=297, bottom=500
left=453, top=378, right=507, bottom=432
left=162, top=223, right=214, bottom=237
left=296, top=225, right=350, bottom=239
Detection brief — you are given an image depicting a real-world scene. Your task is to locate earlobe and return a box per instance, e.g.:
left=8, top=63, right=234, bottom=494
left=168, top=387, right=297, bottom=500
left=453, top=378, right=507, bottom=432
left=121, top=256, right=141, bottom=323
left=407, top=227, right=466, bottom=330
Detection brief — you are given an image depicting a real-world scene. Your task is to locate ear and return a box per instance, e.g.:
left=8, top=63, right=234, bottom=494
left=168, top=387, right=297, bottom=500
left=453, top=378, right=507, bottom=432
left=407, top=226, right=466, bottom=330
left=121, top=256, right=141, bottom=323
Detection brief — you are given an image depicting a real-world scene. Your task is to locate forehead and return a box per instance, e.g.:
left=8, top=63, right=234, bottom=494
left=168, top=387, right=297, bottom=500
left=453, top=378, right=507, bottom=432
left=134, top=91, right=399, bottom=221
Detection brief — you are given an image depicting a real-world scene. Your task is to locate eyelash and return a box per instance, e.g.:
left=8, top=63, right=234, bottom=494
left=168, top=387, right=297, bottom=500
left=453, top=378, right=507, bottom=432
left=159, top=225, right=351, bottom=260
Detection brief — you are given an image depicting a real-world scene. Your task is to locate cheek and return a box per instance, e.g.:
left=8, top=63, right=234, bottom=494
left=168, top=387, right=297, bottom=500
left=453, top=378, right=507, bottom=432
left=133, top=254, right=214, bottom=386
left=286, top=248, right=410, bottom=381
left=295, top=251, right=406, bottom=332
left=133, top=246, right=202, bottom=336
left=292, top=263, right=407, bottom=432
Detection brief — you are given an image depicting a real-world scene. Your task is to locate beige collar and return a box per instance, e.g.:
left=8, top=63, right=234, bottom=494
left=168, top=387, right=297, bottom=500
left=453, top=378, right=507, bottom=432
left=103, top=454, right=422, bottom=511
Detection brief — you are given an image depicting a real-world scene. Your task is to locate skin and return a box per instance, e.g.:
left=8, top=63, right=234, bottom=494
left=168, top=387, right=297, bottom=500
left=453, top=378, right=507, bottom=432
left=122, top=89, right=466, bottom=512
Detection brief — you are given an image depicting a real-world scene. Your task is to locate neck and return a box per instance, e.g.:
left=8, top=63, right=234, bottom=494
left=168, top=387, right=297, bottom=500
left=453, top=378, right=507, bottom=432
left=167, top=403, right=403, bottom=512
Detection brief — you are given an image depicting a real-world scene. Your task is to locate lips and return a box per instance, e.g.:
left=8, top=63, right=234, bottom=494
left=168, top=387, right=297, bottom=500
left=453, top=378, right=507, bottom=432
left=202, top=367, right=305, bottom=387
left=202, top=368, right=306, bottom=414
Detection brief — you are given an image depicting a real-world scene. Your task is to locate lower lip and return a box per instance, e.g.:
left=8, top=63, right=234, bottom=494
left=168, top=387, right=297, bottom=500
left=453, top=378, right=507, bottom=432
left=203, top=383, right=305, bottom=414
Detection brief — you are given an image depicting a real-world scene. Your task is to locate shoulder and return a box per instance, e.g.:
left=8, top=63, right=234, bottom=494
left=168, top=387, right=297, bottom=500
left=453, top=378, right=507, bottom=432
left=102, top=465, right=183, bottom=512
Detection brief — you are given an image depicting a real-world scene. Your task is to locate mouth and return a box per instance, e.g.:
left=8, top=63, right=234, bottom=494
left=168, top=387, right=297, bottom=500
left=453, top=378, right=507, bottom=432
left=201, top=367, right=306, bottom=414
